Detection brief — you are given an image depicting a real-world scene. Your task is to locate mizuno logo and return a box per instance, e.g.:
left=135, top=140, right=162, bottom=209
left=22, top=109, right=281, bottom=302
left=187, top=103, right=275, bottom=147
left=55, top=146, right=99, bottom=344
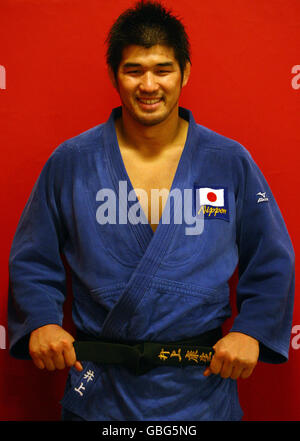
left=257, top=192, right=269, bottom=203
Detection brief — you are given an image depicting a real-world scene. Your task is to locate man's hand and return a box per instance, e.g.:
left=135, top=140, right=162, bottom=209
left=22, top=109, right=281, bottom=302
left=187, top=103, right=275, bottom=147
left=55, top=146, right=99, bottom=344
left=203, top=332, right=259, bottom=380
left=29, top=324, right=83, bottom=372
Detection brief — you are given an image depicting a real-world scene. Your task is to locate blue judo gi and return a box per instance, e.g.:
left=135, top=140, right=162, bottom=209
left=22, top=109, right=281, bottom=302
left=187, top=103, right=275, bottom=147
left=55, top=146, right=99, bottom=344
left=8, top=107, right=295, bottom=421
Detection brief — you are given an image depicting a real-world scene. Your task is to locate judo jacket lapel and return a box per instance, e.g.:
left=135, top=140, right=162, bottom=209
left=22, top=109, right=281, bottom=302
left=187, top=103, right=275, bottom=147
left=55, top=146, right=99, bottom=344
left=100, top=107, right=195, bottom=340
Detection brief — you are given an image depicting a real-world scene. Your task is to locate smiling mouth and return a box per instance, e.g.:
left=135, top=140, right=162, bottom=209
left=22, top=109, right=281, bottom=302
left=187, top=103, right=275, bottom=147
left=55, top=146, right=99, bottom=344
left=136, top=97, right=163, bottom=105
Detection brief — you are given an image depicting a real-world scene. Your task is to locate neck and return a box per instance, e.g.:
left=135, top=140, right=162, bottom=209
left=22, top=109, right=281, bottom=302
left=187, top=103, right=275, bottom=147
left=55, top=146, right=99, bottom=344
left=115, top=106, right=184, bottom=156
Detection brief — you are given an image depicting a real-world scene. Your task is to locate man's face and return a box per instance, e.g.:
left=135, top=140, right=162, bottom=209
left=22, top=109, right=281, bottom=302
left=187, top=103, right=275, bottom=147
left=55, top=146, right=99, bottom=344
left=110, top=44, right=190, bottom=127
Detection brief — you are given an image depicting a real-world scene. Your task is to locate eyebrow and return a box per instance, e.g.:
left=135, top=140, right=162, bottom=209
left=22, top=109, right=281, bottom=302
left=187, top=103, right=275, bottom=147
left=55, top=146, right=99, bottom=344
left=122, top=62, right=175, bottom=68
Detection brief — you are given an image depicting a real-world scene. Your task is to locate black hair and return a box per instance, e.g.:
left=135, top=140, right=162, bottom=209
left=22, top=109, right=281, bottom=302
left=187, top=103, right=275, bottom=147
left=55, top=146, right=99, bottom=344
left=105, top=0, right=191, bottom=80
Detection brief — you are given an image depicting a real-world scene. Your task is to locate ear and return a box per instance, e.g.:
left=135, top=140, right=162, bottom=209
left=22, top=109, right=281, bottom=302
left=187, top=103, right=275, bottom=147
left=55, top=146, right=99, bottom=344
left=181, top=62, right=191, bottom=88
left=108, top=66, right=119, bottom=91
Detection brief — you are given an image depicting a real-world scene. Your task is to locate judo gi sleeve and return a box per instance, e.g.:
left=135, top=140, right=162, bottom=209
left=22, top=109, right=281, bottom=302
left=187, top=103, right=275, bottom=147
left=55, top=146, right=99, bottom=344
left=8, top=151, right=67, bottom=359
left=231, top=152, right=295, bottom=363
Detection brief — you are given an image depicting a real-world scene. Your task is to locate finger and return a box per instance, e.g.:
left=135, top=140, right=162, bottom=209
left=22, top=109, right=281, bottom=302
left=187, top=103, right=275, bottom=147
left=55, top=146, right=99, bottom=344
left=52, top=351, right=66, bottom=370
left=219, top=359, right=234, bottom=379
left=203, top=367, right=211, bottom=377
left=62, top=342, right=83, bottom=371
left=63, top=342, right=77, bottom=368
left=41, top=356, right=56, bottom=371
left=208, top=355, right=223, bottom=376
left=240, top=365, right=255, bottom=379
left=31, top=355, right=45, bottom=370
left=230, top=365, right=244, bottom=380
left=74, top=361, right=84, bottom=372
left=48, top=341, right=67, bottom=370
left=36, top=345, right=57, bottom=371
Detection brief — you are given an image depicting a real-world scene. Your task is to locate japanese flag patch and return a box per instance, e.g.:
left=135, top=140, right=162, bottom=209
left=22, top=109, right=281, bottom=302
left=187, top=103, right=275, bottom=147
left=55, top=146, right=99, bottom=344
left=195, top=186, right=229, bottom=221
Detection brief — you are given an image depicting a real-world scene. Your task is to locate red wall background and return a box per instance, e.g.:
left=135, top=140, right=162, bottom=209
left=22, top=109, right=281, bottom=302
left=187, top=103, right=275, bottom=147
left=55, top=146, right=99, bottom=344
left=0, top=0, right=299, bottom=421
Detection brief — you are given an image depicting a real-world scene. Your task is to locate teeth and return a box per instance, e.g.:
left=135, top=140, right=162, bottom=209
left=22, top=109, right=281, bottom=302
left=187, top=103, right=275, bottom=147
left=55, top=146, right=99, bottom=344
left=138, top=99, right=161, bottom=104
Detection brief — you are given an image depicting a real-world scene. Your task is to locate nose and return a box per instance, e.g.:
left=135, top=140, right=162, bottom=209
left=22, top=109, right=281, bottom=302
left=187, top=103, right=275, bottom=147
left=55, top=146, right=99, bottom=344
left=139, top=72, right=159, bottom=94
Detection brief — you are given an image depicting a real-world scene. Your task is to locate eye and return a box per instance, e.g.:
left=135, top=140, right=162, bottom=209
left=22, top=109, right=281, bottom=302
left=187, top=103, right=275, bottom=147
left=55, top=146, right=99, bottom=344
left=126, top=70, right=142, bottom=75
left=157, top=70, right=171, bottom=75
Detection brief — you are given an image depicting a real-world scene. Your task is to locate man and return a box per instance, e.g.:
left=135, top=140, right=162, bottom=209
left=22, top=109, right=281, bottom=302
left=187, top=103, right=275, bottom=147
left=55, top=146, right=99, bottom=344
left=8, top=1, right=295, bottom=421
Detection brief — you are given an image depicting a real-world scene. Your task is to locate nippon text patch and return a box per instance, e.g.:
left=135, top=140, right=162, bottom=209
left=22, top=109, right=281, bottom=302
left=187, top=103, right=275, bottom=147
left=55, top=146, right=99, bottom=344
left=195, top=186, right=229, bottom=221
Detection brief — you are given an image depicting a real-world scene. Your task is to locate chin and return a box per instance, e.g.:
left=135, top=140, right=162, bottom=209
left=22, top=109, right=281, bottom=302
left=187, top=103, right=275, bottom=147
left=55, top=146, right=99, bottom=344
left=135, top=116, right=166, bottom=126
left=131, top=109, right=170, bottom=127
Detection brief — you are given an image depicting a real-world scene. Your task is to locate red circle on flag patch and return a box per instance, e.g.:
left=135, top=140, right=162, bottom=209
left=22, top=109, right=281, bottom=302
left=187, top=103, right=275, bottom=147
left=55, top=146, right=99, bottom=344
left=207, top=192, right=217, bottom=202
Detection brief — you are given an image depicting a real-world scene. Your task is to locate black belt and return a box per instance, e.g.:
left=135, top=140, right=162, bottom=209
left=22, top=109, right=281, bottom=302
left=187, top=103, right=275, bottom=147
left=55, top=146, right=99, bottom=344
left=73, top=327, right=221, bottom=375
